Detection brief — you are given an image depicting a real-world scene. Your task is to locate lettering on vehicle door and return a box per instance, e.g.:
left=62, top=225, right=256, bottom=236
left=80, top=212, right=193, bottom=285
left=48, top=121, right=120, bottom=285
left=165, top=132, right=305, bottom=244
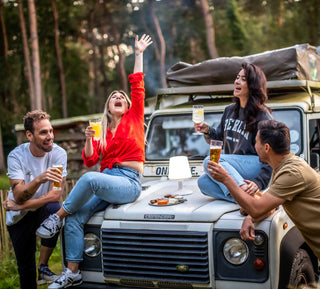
left=143, top=165, right=203, bottom=177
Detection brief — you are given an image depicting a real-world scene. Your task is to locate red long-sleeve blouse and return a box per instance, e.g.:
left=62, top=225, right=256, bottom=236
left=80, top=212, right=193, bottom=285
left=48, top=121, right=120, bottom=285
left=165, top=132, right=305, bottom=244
left=82, top=72, right=145, bottom=172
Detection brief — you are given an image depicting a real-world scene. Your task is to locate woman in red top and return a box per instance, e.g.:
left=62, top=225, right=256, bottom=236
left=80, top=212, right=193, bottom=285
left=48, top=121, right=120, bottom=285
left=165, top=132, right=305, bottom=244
left=36, top=34, right=152, bottom=288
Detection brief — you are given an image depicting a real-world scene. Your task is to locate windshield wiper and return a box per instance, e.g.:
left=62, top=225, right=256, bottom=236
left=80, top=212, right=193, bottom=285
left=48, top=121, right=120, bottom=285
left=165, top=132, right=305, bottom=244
left=188, top=154, right=207, bottom=160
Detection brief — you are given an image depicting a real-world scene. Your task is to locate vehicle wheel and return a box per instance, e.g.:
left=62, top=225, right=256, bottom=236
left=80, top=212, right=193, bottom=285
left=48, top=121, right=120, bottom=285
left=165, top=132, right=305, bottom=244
left=288, top=248, right=316, bottom=289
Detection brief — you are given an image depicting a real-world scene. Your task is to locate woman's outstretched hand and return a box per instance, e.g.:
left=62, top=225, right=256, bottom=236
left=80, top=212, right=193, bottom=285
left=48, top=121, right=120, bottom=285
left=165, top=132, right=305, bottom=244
left=135, top=34, right=152, bottom=54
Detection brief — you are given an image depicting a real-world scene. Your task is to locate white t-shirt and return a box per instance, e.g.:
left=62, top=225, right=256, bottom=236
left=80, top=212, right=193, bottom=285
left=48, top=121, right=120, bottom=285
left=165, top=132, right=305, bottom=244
left=6, top=143, right=67, bottom=226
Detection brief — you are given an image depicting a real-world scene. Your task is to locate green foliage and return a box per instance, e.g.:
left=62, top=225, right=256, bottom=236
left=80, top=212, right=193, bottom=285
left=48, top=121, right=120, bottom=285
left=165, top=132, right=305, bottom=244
left=0, top=0, right=320, bottom=161
left=0, top=174, right=10, bottom=190
left=0, top=258, right=20, bottom=289
left=0, top=238, right=63, bottom=289
left=226, top=0, right=249, bottom=52
left=54, top=42, right=91, bottom=118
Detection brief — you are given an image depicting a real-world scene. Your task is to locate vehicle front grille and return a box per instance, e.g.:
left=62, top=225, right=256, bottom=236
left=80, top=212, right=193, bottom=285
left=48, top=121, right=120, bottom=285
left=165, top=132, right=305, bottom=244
left=101, top=229, right=210, bottom=285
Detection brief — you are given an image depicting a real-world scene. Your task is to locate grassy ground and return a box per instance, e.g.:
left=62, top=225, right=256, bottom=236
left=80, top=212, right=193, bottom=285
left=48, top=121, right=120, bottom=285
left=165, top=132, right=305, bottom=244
left=0, top=238, right=63, bottom=289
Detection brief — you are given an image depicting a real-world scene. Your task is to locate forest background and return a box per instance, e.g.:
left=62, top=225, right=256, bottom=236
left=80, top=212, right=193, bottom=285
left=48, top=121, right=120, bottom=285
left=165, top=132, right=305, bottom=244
left=0, top=0, right=320, bottom=172
left=0, top=0, right=319, bottom=287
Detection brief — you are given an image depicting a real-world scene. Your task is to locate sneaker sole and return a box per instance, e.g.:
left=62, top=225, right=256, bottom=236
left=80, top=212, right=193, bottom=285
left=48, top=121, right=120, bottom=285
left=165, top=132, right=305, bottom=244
left=64, top=279, right=83, bottom=288
left=37, top=279, right=55, bottom=285
left=36, top=229, right=57, bottom=239
left=37, top=279, right=47, bottom=286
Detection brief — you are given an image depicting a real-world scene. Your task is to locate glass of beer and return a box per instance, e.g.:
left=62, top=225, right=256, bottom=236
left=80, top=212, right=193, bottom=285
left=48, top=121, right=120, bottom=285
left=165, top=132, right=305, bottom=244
left=89, top=119, right=102, bottom=140
left=210, top=140, right=223, bottom=163
left=53, top=165, right=63, bottom=190
left=192, top=105, right=204, bottom=135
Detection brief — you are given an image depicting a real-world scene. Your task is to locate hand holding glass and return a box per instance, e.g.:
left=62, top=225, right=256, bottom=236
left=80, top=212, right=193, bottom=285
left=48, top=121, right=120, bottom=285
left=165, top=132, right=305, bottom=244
left=53, top=165, right=63, bottom=190
left=89, top=119, right=102, bottom=140
left=193, top=105, right=204, bottom=134
left=210, top=140, right=223, bottom=163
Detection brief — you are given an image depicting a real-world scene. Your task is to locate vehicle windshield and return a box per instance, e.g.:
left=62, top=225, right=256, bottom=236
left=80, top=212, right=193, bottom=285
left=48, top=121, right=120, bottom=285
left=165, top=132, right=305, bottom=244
left=145, top=109, right=302, bottom=161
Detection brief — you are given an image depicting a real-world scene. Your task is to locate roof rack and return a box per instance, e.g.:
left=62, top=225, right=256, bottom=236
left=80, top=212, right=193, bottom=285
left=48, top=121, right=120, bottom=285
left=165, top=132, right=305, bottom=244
left=155, top=79, right=320, bottom=110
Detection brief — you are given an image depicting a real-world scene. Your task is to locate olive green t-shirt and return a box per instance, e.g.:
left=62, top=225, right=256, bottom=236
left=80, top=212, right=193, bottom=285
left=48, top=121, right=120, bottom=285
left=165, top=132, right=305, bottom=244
left=268, top=153, right=320, bottom=260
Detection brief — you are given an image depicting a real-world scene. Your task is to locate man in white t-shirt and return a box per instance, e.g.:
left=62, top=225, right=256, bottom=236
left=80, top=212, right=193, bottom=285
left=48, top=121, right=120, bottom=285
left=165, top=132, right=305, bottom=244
left=2, top=110, right=67, bottom=289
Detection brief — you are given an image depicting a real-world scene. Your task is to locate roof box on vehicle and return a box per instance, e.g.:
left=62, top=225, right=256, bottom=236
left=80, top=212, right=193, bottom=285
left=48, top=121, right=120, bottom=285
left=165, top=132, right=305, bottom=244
left=166, top=43, right=320, bottom=87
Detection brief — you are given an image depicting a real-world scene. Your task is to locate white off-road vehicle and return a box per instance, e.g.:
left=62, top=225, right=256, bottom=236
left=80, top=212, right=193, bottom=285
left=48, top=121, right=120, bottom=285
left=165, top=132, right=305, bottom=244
left=63, top=44, right=320, bottom=289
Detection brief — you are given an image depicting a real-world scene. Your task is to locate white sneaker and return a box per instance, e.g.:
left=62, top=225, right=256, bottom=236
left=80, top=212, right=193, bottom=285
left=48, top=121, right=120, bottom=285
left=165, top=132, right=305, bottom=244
left=36, top=214, right=62, bottom=239
left=48, top=268, right=82, bottom=289
left=37, top=264, right=57, bottom=285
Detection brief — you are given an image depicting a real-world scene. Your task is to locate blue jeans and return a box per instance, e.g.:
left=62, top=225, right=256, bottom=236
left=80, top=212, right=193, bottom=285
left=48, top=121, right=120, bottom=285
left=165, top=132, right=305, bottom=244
left=63, top=166, right=141, bottom=262
left=198, top=154, right=262, bottom=203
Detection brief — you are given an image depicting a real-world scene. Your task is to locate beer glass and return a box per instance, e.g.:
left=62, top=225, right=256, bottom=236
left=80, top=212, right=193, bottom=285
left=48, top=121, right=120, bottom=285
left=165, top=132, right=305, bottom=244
left=192, top=105, right=204, bottom=135
left=89, top=119, right=102, bottom=140
left=210, top=140, right=223, bottom=163
left=53, top=165, right=63, bottom=190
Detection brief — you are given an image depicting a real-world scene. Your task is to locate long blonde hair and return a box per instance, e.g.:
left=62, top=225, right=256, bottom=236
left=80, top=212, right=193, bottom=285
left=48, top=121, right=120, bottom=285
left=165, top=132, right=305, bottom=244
left=100, top=90, right=132, bottom=149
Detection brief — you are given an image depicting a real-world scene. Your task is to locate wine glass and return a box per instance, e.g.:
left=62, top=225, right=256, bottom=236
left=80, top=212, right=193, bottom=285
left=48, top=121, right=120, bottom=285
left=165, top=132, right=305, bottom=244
left=192, top=105, right=204, bottom=135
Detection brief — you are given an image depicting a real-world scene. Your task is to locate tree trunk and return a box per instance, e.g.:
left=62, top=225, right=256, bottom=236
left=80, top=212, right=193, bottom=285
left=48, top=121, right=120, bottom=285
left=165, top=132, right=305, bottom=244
left=97, top=10, right=108, bottom=112
left=98, top=41, right=108, bottom=112
left=199, top=0, right=218, bottom=59
left=110, top=20, right=127, bottom=92
left=103, top=4, right=127, bottom=93
left=149, top=0, right=167, bottom=88
left=0, top=4, right=7, bottom=174
left=0, top=126, right=5, bottom=174
left=28, top=0, right=42, bottom=109
left=51, top=0, right=68, bottom=117
left=17, top=0, right=35, bottom=110
left=115, top=42, right=128, bottom=92
left=89, top=6, right=101, bottom=112
left=277, top=0, right=283, bottom=27
left=0, top=3, right=8, bottom=57
left=0, top=125, right=5, bottom=174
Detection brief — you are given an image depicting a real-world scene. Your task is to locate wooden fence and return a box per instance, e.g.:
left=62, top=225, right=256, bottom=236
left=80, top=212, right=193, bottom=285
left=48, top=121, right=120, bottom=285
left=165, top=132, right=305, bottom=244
left=0, top=189, right=10, bottom=257
left=0, top=180, right=77, bottom=257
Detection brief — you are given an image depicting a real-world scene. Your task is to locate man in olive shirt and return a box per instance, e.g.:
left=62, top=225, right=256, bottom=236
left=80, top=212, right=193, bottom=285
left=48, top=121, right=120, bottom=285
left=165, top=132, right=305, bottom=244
left=206, top=119, right=320, bottom=260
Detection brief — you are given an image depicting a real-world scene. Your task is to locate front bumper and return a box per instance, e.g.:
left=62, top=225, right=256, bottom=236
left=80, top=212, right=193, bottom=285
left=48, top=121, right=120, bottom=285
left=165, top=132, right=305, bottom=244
left=74, top=283, right=145, bottom=289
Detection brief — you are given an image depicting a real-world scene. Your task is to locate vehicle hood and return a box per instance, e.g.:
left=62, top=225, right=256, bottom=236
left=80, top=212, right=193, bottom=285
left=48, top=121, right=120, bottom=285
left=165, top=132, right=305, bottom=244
left=104, top=178, right=240, bottom=222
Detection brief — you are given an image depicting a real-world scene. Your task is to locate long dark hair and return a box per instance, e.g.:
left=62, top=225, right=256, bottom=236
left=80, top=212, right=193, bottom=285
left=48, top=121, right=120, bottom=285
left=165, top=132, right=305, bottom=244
left=232, top=63, right=271, bottom=132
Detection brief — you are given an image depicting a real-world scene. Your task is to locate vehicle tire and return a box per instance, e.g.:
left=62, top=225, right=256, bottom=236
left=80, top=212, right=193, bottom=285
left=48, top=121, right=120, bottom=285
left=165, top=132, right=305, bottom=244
left=288, top=248, right=316, bottom=289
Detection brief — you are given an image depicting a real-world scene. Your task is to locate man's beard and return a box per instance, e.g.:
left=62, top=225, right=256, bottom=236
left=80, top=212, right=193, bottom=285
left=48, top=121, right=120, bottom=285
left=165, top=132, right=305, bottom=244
left=258, top=155, right=266, bottom=163
left=36, top=142, right=53, bottom=153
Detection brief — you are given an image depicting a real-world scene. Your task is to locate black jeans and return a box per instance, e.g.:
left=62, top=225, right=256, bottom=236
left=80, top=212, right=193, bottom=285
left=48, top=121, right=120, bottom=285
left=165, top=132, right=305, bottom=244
left=7, top=202, right=61, bottom=289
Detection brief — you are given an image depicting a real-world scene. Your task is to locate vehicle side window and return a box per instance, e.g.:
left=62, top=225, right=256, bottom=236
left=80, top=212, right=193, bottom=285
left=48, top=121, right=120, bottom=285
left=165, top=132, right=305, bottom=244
left=272, top=109, right=302, bottom=156
left=309, top=119, right=320, bottom=170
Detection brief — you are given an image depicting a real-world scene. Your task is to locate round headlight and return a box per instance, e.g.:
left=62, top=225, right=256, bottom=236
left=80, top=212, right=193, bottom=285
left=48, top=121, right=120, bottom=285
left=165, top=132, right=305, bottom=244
left=84, top=233, right=101, bottom=257
left=254, top=233, right=265, bottom=246
left=223, top=238, right=249, bottom=265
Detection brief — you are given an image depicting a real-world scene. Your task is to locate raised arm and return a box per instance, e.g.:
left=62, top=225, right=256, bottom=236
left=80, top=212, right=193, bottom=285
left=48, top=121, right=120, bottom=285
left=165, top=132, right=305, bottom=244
left=133, top=34, right=152, bottom=74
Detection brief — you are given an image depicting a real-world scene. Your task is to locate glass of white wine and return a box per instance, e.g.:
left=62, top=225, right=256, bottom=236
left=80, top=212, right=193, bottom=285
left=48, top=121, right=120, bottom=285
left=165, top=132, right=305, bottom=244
left=192, top=105, right=204, bottom=135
